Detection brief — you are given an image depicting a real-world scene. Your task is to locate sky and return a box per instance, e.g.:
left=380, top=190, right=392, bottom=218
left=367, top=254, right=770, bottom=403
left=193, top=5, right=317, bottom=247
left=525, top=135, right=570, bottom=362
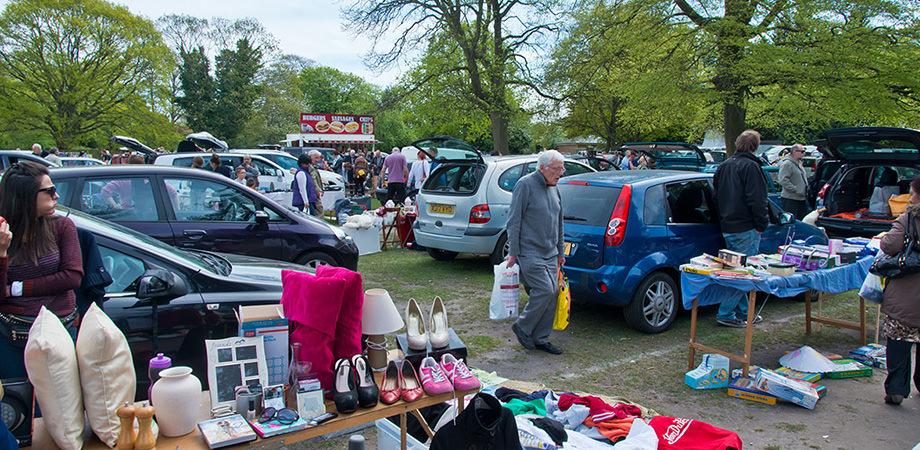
left=6, top=0, right=405, bottom=86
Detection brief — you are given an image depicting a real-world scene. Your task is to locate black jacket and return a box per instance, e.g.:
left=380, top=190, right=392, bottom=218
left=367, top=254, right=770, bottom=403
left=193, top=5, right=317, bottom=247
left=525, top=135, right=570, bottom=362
left=713, top=152, right=769, bottom=233
left=75, top=229, right=113, bottom=316
left=430, top=393, right=522, bottom=450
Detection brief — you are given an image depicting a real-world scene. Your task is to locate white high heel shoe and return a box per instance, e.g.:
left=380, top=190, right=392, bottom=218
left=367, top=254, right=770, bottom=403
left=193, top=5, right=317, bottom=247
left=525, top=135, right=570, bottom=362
left=406, top=298, right=429, bottom=351
left=429, top=296, right=449, bottom=349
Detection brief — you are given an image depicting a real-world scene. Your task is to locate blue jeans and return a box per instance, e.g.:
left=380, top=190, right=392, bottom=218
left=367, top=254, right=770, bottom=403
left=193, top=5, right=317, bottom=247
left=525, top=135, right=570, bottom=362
left=717, top=229, right=761, bottom=321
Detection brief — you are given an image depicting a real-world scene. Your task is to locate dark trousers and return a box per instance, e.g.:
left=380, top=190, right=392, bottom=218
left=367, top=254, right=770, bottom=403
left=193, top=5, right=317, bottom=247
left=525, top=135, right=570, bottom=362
left=782, top=197, right=809, bottom=220
left=387, top=182, right=407, bottom=205
left=885, top=338, right=920, bottom=397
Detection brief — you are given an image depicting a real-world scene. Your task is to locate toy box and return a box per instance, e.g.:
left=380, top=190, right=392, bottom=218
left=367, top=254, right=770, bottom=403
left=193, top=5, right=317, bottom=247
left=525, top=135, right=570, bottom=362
left=727, top=378, right=778, bottom=405
left=849, top=344, right=887, bottom=369
left=825, top=359, right=873, bottom=379
left=685, top=354, right=730, bottom=390
left=774, top=366, right=822, bottom=383
left=237, top=305, right=289, bottom=386
left=754, top=368, right=820, bottom=409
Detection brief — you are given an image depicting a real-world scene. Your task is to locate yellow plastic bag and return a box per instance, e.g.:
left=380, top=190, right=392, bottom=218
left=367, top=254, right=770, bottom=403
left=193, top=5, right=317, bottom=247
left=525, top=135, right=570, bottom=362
left=889, top=194, right=911, bottom=216
left=553, top=271, right=570, bottom=331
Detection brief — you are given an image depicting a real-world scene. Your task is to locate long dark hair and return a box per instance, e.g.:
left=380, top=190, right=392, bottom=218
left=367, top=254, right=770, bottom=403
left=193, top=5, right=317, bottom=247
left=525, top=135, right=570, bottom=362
left=0, top=161, right=57, bottom=264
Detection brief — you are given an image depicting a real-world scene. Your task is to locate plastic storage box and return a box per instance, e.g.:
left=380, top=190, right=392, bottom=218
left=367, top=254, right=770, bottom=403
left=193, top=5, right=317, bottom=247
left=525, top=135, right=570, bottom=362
left=376, top=419, right=428, bottom=450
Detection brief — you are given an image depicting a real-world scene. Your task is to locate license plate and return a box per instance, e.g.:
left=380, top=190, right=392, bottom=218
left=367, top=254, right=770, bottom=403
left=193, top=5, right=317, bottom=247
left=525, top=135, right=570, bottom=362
left=564, top=242, right=575, bottom=256
left=428, top=203, right=455, bottom=215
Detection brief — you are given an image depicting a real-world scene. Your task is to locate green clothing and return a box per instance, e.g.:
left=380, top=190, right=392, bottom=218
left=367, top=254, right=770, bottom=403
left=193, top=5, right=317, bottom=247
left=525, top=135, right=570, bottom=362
left=503, top=398, right=546, bottom=416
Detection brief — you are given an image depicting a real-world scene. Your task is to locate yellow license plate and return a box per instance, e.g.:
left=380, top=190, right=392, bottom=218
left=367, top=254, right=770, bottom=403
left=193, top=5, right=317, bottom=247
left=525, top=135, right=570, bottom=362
left=428, top=203, right=455, bottom=215
left=564, top=242, right=574, bottom=256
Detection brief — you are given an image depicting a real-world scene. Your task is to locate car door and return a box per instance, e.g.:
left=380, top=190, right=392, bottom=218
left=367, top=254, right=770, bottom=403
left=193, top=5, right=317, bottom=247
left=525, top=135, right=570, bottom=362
left=665, top=180, right=723, bottom=263
left=95, top=238, right=205, bottom=389
left=77, top=175, right=174, bottom=244
left=163, top=175, right=284, bottom=261
left=250, top=158, right=284, bottom=191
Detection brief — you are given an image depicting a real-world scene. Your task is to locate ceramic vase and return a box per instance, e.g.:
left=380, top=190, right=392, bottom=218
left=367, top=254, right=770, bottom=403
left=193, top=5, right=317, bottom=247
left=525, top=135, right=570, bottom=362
left=150, top=366, right=201, bottom=437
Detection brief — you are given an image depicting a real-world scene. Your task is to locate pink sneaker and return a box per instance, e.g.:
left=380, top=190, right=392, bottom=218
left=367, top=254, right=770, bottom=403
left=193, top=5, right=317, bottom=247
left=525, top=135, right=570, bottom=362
left=419, top=357, right=453, bottom=395
left=440, top=354, right=481, bottom=391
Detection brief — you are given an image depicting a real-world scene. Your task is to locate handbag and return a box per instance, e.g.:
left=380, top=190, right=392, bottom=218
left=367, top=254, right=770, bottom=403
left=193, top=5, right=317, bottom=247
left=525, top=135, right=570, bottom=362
left=870, top=212, right=920, bottom=279
left=553, top=270, right=571, bottom=331
left=0, top=309, right=78, bottom=348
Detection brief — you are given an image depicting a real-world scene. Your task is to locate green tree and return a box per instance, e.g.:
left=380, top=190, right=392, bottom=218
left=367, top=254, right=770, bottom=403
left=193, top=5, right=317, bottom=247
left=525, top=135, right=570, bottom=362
left=235, top=55, right=312, bottom=147
left=213, top=38, right=263, bottom=144
left=299, top=66, right=376, bottom=114
left=176, top=46, right=215, bottom=132
left=0, top=0, right=172, bottom=149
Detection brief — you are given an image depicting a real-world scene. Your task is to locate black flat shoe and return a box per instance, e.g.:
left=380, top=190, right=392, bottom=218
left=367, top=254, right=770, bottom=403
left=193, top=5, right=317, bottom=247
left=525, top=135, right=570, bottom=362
left=351, top=354, right=379, bottom=408
left=885, top=394, right=903, bottom=405
left=332, top=358, right=358, bottom=413
left=536, top=342, right=563, bottom=355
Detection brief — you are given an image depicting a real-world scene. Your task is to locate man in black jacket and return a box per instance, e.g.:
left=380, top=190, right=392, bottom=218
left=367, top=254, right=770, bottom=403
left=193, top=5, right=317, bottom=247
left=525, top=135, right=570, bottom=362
left=713, top=129, right=769, bottom=327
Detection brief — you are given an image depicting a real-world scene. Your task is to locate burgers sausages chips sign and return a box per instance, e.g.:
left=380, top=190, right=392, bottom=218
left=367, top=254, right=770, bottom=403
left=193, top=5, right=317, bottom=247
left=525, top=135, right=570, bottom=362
left=300, top=113, right=374, bottom=135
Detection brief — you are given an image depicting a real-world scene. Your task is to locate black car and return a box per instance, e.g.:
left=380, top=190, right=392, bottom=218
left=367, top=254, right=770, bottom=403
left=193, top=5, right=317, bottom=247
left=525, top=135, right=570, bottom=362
left=814, top=127, right=920, bottom=237
left=619, top=142, right=707, bottom=171
left=50, top=166, right=359, bottom=270
left=0, top=150, right=51, bottom=171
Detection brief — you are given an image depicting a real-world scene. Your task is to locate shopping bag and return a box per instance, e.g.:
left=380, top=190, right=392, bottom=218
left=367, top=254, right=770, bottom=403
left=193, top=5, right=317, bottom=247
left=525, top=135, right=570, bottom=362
left=889, top=194, right=911, bottom=216
left=860, top=272, right=885, bottom=304
left=490, top=263, right=520, bottom=320
left=553, top=270, right=571, bottom=331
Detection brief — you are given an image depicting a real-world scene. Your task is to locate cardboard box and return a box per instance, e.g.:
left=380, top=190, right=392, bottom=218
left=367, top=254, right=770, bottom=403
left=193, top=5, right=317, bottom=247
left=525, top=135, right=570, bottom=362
left=754, top=368, right=820, bottom=409
left=685, top=354, right=730, bottom=390
left=775, top=366, right=822, bottom=383
left=238, top=305, right=289, bottom=386
left=727, top=378, right=778, bottom=405
left=825, top=359, right=873, bottom=379
left=849, top=344, right=887, bottom=369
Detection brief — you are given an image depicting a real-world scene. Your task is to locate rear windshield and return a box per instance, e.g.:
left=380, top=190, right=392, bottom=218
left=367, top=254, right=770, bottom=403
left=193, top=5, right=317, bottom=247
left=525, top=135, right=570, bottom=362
left=557, top=184, right=620, bottom=226
left=837, top=139, right=919, bottom=156
left=422, top=164, right=485, bottom=194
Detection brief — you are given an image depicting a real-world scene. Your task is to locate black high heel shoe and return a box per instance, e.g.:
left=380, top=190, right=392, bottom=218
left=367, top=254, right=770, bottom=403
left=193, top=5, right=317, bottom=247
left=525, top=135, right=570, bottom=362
left=332, top=358, right=358, bottom=413
left=351, top=354, right=379, bottom=408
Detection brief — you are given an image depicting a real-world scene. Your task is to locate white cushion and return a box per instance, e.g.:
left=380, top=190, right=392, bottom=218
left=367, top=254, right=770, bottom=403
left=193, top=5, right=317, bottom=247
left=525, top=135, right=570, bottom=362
left=77, top=303, right=137, bottom=447
left=24, top=306, right=84, bottom=450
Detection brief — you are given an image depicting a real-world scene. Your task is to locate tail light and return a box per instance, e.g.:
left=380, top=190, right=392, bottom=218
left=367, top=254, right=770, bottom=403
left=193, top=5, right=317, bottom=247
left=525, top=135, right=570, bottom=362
left=818, top=183, right=830, bottom=200
left=605, top=185, right=632, bottom=247
left=469, top=204, right=491, bottom=224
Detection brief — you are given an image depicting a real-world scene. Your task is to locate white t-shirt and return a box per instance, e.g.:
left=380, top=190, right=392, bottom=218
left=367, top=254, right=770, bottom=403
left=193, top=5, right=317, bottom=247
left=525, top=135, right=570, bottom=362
left=407, top=159, right=430, bottom=190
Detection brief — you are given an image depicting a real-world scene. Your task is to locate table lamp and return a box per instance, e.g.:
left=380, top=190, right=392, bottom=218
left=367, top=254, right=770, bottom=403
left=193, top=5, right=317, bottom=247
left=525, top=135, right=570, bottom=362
left=362, top=289, right=405, bottom=371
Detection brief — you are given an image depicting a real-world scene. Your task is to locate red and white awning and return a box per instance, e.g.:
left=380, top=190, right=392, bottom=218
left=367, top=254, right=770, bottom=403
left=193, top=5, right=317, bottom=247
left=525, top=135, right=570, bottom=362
left=283, top=133, right=378, bottom=146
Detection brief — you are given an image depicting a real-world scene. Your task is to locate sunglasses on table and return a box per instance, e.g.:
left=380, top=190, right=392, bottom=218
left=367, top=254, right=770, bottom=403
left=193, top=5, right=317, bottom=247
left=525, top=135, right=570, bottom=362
left=258, top=407, right=299, bottom=425
left=37, top=186, right=57, bottom=197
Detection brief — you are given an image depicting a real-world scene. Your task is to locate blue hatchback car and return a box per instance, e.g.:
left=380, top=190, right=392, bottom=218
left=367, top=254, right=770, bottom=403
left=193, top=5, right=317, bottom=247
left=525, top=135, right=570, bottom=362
left=558, top=170, right=827, bottom=333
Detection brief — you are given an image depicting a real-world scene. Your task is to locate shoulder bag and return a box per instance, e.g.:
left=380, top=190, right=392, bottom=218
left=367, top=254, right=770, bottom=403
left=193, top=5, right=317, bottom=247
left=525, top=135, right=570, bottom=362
left=870, top=212, right=920, bottom=279
left=0, top=309, right=78, bottom=348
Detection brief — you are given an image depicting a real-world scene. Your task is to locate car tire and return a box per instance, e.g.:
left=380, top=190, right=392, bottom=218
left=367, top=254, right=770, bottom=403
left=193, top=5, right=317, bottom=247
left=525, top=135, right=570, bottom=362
left=489, top=233, right=510, bottom=266
left=623, top=272, right=678, bottom=333
left=297, top=251, right=338, bottom=272
left=427, top=248, right=458, bottom=261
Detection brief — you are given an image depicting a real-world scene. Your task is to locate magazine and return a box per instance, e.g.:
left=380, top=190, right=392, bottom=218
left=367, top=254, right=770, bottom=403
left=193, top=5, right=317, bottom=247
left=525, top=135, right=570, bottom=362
left=197, top=414, right=257, bottom=449
left=249, top=417, right=310, bottom=438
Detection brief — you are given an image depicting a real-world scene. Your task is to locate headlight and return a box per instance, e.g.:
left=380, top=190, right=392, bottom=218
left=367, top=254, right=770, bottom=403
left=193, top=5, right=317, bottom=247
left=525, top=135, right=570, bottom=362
left=331, top=225, right=350, bottom=241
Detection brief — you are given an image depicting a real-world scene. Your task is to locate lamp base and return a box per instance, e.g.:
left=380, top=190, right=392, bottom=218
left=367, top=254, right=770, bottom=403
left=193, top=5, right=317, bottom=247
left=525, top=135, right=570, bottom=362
left=366, top=334, right=388, bottom=372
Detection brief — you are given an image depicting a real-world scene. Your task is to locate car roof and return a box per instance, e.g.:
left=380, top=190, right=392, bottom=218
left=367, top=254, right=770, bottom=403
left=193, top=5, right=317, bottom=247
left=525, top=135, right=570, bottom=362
left=50, top=164, right=240, bottom=179
left=560, top=170, right=710, bottom=187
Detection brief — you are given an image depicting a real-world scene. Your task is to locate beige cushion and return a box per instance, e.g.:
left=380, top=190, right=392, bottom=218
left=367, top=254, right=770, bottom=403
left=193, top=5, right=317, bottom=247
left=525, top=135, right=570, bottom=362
left=24, top=306, right=84, bottom=450
left=77, top=302, right=136, bottom=447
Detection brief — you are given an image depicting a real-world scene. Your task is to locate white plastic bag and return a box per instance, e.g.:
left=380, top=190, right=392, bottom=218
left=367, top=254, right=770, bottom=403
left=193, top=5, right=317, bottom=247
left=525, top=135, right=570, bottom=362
left=490, top=264, right=520, bottom=320
left=860, top=272, right=884, bottom=304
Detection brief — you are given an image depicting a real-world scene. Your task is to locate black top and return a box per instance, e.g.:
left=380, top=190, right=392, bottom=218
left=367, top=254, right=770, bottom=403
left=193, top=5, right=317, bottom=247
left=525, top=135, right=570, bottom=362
left=430, top=393, right=522, bottom=450
left=209, top=164, right=233, bottom=179
left=713, top=152, right=769, bottom=233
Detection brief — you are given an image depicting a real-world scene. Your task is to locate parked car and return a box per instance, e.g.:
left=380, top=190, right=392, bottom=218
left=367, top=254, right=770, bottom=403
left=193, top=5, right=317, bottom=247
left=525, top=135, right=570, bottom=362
left=813, top=127, right=920, bottom=237
left=414, top=153, right=595, bottom=264
left=176, top=131, right=228, bottom=153
left=59, top=156, right=105, bottom=167
left=568, top=154, right=619, bottom=171
left=111, top=135, right=161, bottom=164
left=154, top=152, right=291, bottom=192
left=229, top=148, right=345, bottom=191
left=50, top=165, right=359, bottom=270
left=619, top=142, right=707, bottom=172
left=558, top=170, right=828, bottom=333
left=0, top=150, right=51, bottom=171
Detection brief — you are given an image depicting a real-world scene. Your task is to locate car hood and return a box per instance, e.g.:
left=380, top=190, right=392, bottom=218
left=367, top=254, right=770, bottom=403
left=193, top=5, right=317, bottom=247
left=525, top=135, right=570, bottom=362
left=220, top=252, right=306, bottom=284
left=820, top=127, right=920, bottom=162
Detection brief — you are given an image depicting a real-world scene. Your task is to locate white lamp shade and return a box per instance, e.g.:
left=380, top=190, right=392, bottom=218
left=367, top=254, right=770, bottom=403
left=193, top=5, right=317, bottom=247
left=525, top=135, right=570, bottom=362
left=362, top=289, right=404, bottom=335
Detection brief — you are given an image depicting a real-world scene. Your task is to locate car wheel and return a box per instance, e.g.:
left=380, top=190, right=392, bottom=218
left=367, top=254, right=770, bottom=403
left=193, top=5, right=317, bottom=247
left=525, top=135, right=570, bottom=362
left=623, top=272, right=678, bottom=333
left=297, top=251, right=338, bottom=272
left=427, top=248, right=458, bottom=261
left=489, top=233, right=509, bottom=266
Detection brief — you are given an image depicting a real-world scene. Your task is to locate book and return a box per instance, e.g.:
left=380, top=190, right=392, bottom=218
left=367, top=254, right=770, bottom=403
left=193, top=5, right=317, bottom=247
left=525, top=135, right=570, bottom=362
left=198, top=414, right=257, bottom=449
left=248, top=417, right=310, bottom=438
left=774, top=366, right=822, bottom=383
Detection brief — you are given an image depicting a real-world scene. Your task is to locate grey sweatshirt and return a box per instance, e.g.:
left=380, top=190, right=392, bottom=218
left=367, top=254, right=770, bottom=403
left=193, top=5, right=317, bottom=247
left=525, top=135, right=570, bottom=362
left=778, top=157, right=808, bottom=200
left=506, top=171, right=564, bottom=259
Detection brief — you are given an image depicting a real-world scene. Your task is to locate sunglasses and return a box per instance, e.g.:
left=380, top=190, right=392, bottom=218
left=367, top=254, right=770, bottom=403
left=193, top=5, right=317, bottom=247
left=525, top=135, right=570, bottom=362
left=37, top=186, right=57, bottom=197
left=258, top=407, right=299, bottom=425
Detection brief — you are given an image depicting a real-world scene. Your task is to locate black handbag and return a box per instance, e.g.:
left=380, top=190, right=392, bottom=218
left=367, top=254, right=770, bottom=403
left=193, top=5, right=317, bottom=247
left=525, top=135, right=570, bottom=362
left=870, top=212, right=920, bottom=279
left=0, top=310, right=78, bottom=348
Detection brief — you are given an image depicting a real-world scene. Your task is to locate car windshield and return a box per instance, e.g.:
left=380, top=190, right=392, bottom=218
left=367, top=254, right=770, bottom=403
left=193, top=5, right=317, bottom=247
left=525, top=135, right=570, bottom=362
left=60, top=207, right=220, bottom=274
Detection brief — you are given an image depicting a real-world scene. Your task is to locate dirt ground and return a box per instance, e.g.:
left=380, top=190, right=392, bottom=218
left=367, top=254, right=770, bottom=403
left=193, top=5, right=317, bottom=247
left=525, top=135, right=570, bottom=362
left=296, top=249, right=920, bottom=449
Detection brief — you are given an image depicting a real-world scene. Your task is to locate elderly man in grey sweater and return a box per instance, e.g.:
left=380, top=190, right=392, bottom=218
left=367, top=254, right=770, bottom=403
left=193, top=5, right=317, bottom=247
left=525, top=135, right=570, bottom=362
left=505, top=150, right=566, bottom=355
left=778, top=144, right=810, bottom=220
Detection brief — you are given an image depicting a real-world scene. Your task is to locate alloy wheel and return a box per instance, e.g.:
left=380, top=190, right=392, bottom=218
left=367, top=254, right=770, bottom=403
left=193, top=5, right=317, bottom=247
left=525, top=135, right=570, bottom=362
left=642, top=280, right=675, bottom=328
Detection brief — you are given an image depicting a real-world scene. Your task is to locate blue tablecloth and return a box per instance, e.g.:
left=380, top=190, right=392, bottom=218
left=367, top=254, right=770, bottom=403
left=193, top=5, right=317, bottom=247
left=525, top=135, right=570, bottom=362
left=680, top=256, right=873, bottom=309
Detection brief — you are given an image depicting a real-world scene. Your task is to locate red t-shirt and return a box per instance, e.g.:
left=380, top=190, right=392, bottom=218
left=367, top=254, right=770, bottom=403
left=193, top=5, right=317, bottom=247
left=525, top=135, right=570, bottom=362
left=649, top=416, right=743, bottom=450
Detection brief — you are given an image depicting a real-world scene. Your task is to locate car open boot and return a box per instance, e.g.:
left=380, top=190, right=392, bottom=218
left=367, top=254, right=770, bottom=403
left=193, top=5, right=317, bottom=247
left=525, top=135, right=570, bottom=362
left=316, top=265, right=365, bottom=360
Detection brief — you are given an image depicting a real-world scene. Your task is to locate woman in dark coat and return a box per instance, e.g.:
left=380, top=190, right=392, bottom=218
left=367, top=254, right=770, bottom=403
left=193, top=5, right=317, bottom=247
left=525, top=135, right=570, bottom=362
left=879, top=175, right=920, bottom=405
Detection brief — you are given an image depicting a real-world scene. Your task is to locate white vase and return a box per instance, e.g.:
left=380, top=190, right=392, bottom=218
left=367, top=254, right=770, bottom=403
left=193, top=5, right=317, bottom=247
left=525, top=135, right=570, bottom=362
left=151, top=366, right=202, bottom=437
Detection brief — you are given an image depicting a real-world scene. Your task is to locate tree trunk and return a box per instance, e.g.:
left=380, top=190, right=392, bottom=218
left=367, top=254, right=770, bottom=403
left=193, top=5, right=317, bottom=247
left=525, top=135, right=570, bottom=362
left=723, top=100, right=746, bottom=155
left=489, top=111, right=509, bottom=155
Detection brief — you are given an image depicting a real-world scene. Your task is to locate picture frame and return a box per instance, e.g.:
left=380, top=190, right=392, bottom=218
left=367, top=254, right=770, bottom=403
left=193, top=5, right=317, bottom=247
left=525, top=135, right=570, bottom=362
left=205, top=336, right=269, bottom=409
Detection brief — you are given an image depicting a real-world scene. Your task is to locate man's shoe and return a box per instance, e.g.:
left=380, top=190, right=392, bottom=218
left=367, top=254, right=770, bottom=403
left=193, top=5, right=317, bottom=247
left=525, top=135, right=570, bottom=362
left=885, top=394, right=904, bottom=405
left=536, top=342, right=563, bottom=355
left=511, top=323, right=535, bottom=350
left=716, top=317, right=746, bottom=328
left=745, top=315, right=763, bottom=325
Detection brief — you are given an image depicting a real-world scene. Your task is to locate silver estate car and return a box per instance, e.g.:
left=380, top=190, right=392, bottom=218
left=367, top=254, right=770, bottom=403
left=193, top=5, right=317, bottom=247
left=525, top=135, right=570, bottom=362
left=414, top=153, right=595, bottom=264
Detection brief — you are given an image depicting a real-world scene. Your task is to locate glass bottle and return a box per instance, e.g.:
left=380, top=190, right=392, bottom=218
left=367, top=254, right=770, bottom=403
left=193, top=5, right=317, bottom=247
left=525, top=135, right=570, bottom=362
left=289, top=342, right=312, bottom=389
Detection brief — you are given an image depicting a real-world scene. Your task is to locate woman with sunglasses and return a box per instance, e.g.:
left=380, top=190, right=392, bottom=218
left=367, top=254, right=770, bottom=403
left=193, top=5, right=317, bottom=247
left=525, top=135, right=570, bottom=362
left=0, top=161, right=83, bottom=379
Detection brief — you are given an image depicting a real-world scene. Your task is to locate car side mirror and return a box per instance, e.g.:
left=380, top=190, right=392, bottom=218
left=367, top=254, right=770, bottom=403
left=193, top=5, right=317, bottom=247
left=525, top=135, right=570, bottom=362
left=137, top=269, right=188, bottom=302
left=255, top=210, right=269, bottom=225
left=779, top=212, right=795, bottom=225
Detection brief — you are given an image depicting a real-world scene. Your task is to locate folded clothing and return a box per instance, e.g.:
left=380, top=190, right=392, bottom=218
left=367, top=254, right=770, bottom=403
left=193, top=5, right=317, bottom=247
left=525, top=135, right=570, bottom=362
left=648, top=416, right=742, bottom=450
left=584, top=416, right=634, bottom=444
left=496, top=387, right=530, bottom=402
left=558, top=394, right=643, bottom=420
left=505, top=398, right=547, bottom=416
